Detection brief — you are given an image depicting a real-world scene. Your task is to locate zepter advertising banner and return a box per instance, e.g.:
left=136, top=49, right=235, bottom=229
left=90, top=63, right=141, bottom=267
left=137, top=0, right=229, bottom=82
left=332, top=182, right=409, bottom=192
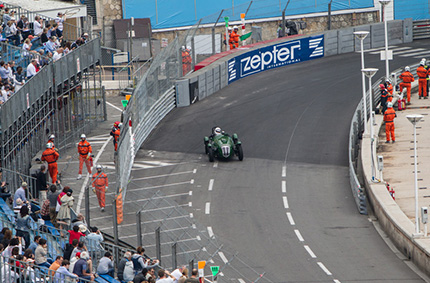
left=228, top=35, right=324, bottom=83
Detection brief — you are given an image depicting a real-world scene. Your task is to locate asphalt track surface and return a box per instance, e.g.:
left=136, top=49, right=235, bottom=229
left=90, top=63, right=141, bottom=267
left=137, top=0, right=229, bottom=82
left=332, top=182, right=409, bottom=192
left=141, top=41, right=430, bottom=282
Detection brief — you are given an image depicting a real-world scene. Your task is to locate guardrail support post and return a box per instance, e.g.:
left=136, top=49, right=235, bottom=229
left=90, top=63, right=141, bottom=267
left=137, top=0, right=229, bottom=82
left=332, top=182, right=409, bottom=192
left=85, top=186, right=90, bottom=227
left=113, top=198, right=119, bottom=245
left=172, top=242, right=177, bottom=269
left=136, top=211, right=142, bottom=247
left=156, top=227, right=161, bottom=265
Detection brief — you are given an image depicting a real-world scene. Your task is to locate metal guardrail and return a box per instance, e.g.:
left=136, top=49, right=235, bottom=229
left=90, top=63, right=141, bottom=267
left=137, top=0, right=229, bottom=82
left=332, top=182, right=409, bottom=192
left=413, top=20, right=430, bottom=40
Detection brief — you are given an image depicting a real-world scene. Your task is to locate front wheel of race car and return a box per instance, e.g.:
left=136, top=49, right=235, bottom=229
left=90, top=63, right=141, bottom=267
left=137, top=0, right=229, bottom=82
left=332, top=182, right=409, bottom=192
left=237, top=144, right=243, bottom=161
left=208, top=149, right=215, bottom=162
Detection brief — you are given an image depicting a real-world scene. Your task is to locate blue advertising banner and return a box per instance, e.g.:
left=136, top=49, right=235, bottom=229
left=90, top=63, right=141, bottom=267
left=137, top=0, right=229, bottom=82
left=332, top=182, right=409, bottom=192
left=228, top=35, right=324, bottom=84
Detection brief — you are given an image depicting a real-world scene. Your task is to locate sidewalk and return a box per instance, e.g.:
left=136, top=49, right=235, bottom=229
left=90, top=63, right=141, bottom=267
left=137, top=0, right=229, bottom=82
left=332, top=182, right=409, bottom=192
left=378, top=90, right=430, bottom=230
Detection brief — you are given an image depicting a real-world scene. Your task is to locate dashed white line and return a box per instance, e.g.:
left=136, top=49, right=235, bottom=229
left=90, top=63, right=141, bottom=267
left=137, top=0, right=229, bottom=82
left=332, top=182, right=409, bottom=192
left=208, top=179, right=214, bottom=191
left=190, top=213, right=194, bottom=218
left=317, top=262, right=332, bottom=276
left=213, top=162, right=218, bottom=168
left=207, top=226, right=214, bottom=238
left=188, top=202, right=192, bottom=207
left=333, top=280, right=341, bottom=283
left=283, top=196, right=289, bottom=209
left=286, top=212, right=295, bottom=225
left=304, top=245, right=317, bottom=258
left=192, top=224, right=196, bottom=229
left=193, top=168, right=197, bottom=173
left=282, top=180, right=286, bottom=193
left=190, top=179, right=194, bottom=184
left=294, top=229, right=304, bottom=242
left=282, top=165, right=286, bottom=177
left=218, top=252, right=228, bottom=263
left=196, top=235, right=201, bottom=241
left=205, top=202, right=211, bottom=214
left=238, top=279, right=246, bottom=283
left=189, top=191, right=192, bottom=196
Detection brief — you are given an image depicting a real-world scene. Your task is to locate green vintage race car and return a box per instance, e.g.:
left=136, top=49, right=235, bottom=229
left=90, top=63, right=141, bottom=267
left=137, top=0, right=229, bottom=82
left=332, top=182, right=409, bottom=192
left=204, top=127, right=244, bottom=162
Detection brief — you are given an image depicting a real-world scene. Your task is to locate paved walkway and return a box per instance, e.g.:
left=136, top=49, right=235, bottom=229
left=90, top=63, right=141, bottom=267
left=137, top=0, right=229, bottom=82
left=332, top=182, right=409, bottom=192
left=378, top=89, right=430, bottom=232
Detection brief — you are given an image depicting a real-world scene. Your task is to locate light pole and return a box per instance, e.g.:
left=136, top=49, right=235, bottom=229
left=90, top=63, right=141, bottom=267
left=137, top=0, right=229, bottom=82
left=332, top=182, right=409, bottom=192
left=362, top=68, right=379, bottom=181
left=354, top=31, right=370, bottom=134
left=379, top=0, right=391, bottom=79
left=406, top=114, right=424, bottom=235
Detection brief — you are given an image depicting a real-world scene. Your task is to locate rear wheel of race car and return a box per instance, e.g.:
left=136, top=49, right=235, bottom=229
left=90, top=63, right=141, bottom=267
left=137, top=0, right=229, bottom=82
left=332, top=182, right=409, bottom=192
left=208, top=149, right=215, bottom=162
left=237, top=144, right=243, bottom=161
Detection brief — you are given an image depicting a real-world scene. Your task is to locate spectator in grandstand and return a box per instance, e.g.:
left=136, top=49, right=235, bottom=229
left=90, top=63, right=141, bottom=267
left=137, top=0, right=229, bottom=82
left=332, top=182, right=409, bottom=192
left=133, top=267, right=148, bottom=283
left=40, top=197, right=50, bottom=221
left=16, top=205, right=32, bottom=249
left=63, top=239, right=78, bottom=261
left=41, top=28, right=49, bottom=44
left=72, top=213, right=88, bottom=229
left=63, top=41, right=71, bottom=55
left=28, top=236, right=40, bottom=254
left=82, top=32, right=89, bottom=43
left=13, top=182, right=30, bottom=208
left=69, top=251, right=80, bottom=272
left=22, top=38, right=33, bottom=56
left=71, top=241, right=87, bottom=260
left=0, top=61, right=10, bottom=82
left=55, top=12, right=66, bottom=38
left=33, top=16, right=43, bottom=37
left=5, top=20, right=19, bottom=46
left=86, top=226, right=103, bottom=258
left=55, top=259, right=78, bottom=282
left=7, top=61, right=15, bottom=80
left=50, top=23, right=59, bottom=38
left=176, top=267, right=189, bottom=283
left=52, top=47, right=64, bottom=62
left=26, top=59, right=38, bottom=79
left=0, top=227, right=10, bottom=243
left=171, top=266, right=187, bottom=283
left=0, top=26, right=7, bottom=42
left=17, top=16, right=31, bottom=40
left=68, top=225, right=85, bottom=245
left=157, top=269, right=176, bottom=283
left=1, top=258, right=20, bottom=283
left=146, top=267, right=156, bottom=281
left=48, top=185, right=59, bottom=226
left=49, top=255, right=63, bottom=277
left=45, top=36, right=57, bottom=53
left=96, top=251, right=114, bottom=277
left=9, top=10, right=15, bottom=21
left=132, top=246, right=159, bottom=273
left=2, top=8, right=11, bottom=26
left=73, top=251, right=95, bottom=281
left=1, top=229, right=12, bottom=249
left=14, top=66, right=25, bottom=92
left=35, top=165, right=48, bottom=201
left=23, top=248, right=35, bottom=260
left=57, top=188, right=74, bottom=226
left=35, top=238, right=53, bottom=268
left=3, top=237, right=22, bottom=258
left=71, top=37, right=84, bottom=50
left=118, top=251, right=133, bottom=281
left=183, top=269, right=199, bottom=283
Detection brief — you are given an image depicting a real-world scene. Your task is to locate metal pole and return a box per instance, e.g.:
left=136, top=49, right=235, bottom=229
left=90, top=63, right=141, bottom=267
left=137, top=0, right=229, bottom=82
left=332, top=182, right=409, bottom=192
left=189, top=259, right=194, bottom=274
left=360, top=39, right=368, bottom=135
left=155, top=227, right=161, bottom=265
left=172, top=243, right=177, bottom=269
left=368, top=76, right=375, bottom=180
left=281, top=11, right=286, bottom=37
left=245, top=1, right=253, bottom=15
left=212, top=10, right=224, bottom=55
left=414, top=123, right=419, bottom=234
left=85, top=186, right=90, bottom=228
left=384, top=15, right=390, bottom=79
left=148, top=25, right=153, bottom=58
left=191, top=36, right=195, bottom=70
left=328, top=0, right=332, bottom=30
left=113, top=198, right=119, bottom=245
left=136, top=211, right=142, bottom=247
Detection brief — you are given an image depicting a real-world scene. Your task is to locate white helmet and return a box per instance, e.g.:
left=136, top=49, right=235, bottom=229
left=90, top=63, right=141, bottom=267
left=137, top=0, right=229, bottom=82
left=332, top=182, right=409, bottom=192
left=422, top=58, right=427, bottom=63
left=233, top=26, right=238, bottom=30
left=228, top=26, right=232, bottom=31
left=96, top=164, right=102, bottom=170
left=181, top=46, right=186, bottom=51
left=405, top=66, right=410, bottom=71
left=387, top=102, right=393, bottom=108
left=214, top=127, right=222, bottom=135
left=46, top=143, right=53, bottom=149
left=118, top=123, right=123, bottom=128
left=385, top=78, right=391, bottom=84
left=420, top=60, right=425, bottom=66
left=80, top=134, right=86, bottom=139
left=49, top=134, right=55, bottom=139
left=186, top=46, right=191, bottom=50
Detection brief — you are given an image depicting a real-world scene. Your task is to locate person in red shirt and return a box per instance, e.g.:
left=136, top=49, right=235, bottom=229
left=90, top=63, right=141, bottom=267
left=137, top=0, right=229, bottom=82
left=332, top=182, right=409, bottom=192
left=68, top=225, right=85, bottom=244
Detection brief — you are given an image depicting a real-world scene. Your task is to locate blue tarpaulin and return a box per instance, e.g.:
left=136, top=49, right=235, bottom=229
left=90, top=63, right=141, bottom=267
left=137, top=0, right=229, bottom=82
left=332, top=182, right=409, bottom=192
left=394, top=0, right=430, bottom=20
left=123, top=0, right=374, bottom=29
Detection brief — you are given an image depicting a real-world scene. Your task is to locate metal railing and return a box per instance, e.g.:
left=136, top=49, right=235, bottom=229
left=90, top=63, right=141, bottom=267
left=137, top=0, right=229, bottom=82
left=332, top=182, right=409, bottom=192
left=413, top=20, right=430, bottom=40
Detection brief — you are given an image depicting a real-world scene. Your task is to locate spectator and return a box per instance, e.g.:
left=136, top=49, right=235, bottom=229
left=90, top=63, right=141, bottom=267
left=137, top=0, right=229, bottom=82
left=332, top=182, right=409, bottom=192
left=33, top=16, right=43, bottom=37
left=132, top=246, right=159, bottom=273
left=54, top=12, right=66, bottom=38
left=171, top=266, right=187, bottom=283
left=71, top=37, right=84, bottom=50
left=157, top=269, right=176, bottom=283
left=13, top=66, right=25, bottom=92
left=34, top=238, right=53, bottom=268
left=47, top=184, right=59, bottom=226
left=72, top=213, right=88, bottom=230
left=40, top=196, right=50, bottom=221
left=117, top=251, right=133, bottom=282
left=0, top=227, right=9, bottom=243
left=68, top=225, right=85, bottom=245
left=41, top=27, right=49, bottom=44
left=26, top=59, right=37, bottom=79
left=1, top=229, right=12, bottom=248
left=146, top=267, right=156, bottom=281
left=73, top=251, right=95, bottom=281
left=28, top=236, right=40, bottom=254
left=45, top=36, right=57, bottom=53
left=178, top=267, right=189, bottom=283
left=183, top=269, right=199, bottom=283
left=0, top=26, right=7, bottom=42
left=1, top=258, right=20, bottom=283
left=63, top=238, right=78, bottom=261
left=48, top=255, right=63, bottom=277
left=6, top=61, right=15, bottom=82
left=0, top=61, right=10, bottom=83
left=13, top=182, right=29, bottom=208
left=5, top=20, right=19, bottom=46
left=23, top=248, right=35, bottom=260
left=15, top=205, right=32, bottom=249
left=97, top=251, right=114, bottom=277
left=71, top=241, right=87, bottom=260
left=52, top=47, right=63, bottom=62
left=38, top=50, right=51, bottom=67
left=134, top=267, right=148, bottom=283
left=57, top=188, right=74, bottom=226
left=35, top=165, right=48, bottom=201
left=3, top=237, right=22, bottom=258
left=86, top=226, right=103, bottom=258
left=22, top=38, right=32, bottom=56
left=17, top=16, right=31, bottom=40
left=82, top=32, right=89, bottom=43
left=2, top=8, right=10, bottom=26
left=63, top=41, right=71, bottom=55
left=69, top=251, right=80, bottom=273
left=50, top=23, right=59, bottom=38
left=55, top=259, right=78, bottom=282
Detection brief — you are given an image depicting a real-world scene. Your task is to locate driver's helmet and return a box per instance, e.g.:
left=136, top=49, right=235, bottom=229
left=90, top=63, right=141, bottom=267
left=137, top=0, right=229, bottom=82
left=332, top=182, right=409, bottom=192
left=214, top=127, right=222, bottom=135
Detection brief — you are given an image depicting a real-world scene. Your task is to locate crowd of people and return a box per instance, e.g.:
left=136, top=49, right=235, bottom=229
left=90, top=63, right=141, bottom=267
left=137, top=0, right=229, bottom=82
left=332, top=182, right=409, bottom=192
left=0, top=5, right=91, bottom=104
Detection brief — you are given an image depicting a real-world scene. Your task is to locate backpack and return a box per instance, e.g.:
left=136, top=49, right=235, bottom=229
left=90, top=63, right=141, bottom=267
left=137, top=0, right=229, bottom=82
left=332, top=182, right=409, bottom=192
left=132, top=255, right=142, bottom=271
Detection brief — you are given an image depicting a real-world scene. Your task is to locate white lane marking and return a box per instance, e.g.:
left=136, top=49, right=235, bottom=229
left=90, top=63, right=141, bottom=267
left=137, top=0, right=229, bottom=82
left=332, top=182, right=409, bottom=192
left=282, top=165, right=286, bottom=177
left=131, top=170, right=194, bottom=181
left=189, top=191, right=192, bottom=196
left=205, top=202, right=211, bottom=214
left=190, top=213, right=194, bottom=218
left=192, top=224, right=196, bottom=229
left=196, top=235, right=201, bottom=241
left=207, top=226, right=214, bottom=238
left=190, top=179, right=194, bottom=184
left=282, top=180, right=286, bottom=193
left=286, top=212, right=295, bottom=225
left=193, top=168, right=197, bottom=173
left=294, top=229, right=304, bottom=242
left=304, top=245, right=317, bottom=258
left=218, top=252, right=228, bottom=263
left=123, top=192, right=189, bottom=204
left=399, top=50, right=430, bottom=57
left=76, top=137, right=112, bottom=213
left=208, top=179, right=214, bottom=191
left=188, top=202, right=192, bottom=207
left=238, top=279, right=246, bottom=283
left=106, top=101, right=123, bottom=112
left=333, top=280, right=341, bottom=283
left=317, top=262, right=332, bottom=276
left=283, top=196, right=289, bottom=209
left=213, top=162, right=218, bottom=168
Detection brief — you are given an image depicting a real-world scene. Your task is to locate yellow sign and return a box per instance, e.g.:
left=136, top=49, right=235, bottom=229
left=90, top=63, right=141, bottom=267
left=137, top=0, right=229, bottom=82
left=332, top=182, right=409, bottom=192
left=198, top=260, right=206, bottom=270
left=126, top=95, right=131, bottom=101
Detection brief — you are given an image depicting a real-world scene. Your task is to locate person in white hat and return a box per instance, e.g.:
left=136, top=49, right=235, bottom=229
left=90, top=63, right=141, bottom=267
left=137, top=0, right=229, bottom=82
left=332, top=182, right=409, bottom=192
left=13, top=182, right=29, bottom=208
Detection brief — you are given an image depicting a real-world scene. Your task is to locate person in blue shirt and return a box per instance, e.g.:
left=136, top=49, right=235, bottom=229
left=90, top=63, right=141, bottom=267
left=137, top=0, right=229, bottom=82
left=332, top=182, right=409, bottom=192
left=45, top=36, right=57, bottom=53
left=13, top=182, right=29, bottom=208
left=28, top=235, right=41, bottom=255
